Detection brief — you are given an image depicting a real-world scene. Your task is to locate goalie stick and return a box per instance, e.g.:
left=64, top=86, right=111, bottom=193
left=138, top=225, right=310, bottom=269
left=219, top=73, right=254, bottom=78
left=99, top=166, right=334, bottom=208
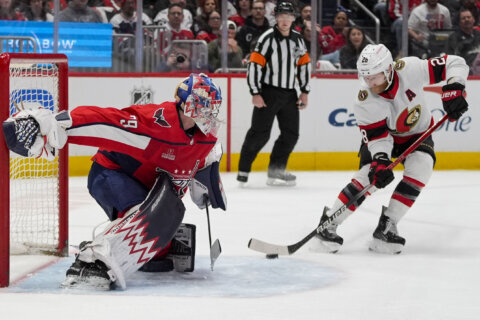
left=204, top=195, right=222, bottom=270
left=248, top=114, right=449, bottom=256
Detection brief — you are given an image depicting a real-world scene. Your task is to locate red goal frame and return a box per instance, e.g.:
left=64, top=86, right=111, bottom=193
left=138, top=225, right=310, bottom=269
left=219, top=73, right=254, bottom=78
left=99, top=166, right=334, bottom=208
left=0, top=53, right=69, bottom=287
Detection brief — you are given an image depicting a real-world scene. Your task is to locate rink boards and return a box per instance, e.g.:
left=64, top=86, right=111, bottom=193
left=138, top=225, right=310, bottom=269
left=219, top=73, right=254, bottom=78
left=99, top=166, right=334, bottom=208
left=66, top=73, right=480, bottom=174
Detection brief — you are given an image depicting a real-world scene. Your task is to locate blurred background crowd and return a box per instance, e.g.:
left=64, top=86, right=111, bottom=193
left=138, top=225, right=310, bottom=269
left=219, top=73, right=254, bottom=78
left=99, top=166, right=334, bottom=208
left=2, top=0, right=480, bottom=75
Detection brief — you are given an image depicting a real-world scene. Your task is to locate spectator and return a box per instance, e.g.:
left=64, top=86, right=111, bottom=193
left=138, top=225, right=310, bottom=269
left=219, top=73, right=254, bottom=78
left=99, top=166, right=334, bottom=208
left=229, top=0, right=251, bottom=27
left=109, top=0, right=152, bottom=34
left=165, top=3, right=194, bottom=40
left=301, top=20, right=321, bottom=61
left=154, top=0, right=193, bottom=30
left=445, top=8, right=480, bottom=74
left=450, top=0, right=480, bottom=26
left=157, top=42, right=193, bottom=72
left=318, top=9, right=349, bottom=64
left=0, top=0, right=26, bottom=20
left=299, top=3, right=310, bottom=21
left=218, top=0, right=237, bottom=17
left=22, top=0, right=53, bottom=21
left=408, top=0, right=452, bottom=58
left=263, top=0, right=276, bottom=26
left=208, top=20, right=243, bottom=71
left=142, top=0, right=197, bottom=19
left=319, top=9, right=348, bottom=54
left=384, top=0, right=422, bottom=57
left=339, top=26, right=368, bottom=69
left=235, top=0, right=270, bottom=58
left=57, top=0, right=103, bottom=22
left=294, top=3, right=310, bottom=30
left=157, top=3, right=194, bottom=57
left=196, top=10, right=221, bottom=43
left=192, top=0, right=217, bottom=35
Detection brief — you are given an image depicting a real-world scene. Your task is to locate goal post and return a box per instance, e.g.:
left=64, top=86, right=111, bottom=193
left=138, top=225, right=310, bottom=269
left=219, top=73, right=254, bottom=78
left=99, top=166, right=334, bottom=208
left=0, top=53, right=69, bottom=288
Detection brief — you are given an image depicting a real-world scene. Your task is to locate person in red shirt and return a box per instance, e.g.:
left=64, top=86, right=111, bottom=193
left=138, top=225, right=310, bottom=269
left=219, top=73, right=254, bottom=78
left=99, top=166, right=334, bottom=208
left=229, top=0, right=251, bottom=27
left=157, top=3, right=194, bottom=56
left=3, top=73, right=226, bottom=290
left=0, top=0, right=26, bottom=20
left=318, top=9, right=349, bottom=55
left=196, top=10, right=221, bottom=43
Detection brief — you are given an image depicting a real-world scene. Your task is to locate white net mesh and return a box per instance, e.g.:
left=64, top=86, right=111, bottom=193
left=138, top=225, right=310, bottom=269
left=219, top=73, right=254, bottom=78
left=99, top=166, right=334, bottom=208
left=9, top=62, right=61, bottom=254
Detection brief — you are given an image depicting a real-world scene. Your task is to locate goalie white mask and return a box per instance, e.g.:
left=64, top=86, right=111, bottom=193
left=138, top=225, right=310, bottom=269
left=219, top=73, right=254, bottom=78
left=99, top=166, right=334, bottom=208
left=174, top=73, right=222, bottom=137
left=356, top=44, right=394, bottom=88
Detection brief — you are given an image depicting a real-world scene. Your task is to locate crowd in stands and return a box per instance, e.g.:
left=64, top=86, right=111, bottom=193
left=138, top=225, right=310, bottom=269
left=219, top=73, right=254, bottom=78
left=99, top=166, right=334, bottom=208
left=2, top=0, right=480, bottom=74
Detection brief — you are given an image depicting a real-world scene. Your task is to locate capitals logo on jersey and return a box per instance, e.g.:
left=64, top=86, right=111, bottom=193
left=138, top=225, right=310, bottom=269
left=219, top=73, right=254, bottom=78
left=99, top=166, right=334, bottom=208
left=153, top=108, right=171, bottom=128
left=156, top=160, right=200, bottom=197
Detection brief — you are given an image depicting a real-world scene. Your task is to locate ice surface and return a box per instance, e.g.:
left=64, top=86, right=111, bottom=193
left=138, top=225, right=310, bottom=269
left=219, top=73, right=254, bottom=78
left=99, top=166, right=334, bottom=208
left=1, top=171, right=479, bottom=320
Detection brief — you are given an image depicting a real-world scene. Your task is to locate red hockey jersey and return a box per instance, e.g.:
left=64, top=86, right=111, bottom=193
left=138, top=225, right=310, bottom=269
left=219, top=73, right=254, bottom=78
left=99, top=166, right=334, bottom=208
left=67, top=101, right=217, bottom=196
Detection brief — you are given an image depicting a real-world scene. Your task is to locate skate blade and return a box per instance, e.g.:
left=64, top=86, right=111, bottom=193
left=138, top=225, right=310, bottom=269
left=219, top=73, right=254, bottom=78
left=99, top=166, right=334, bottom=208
left=60, top=276, right=112, bottom=291
left=238, top=181, right=248, bottom=188
left=266, top=178, right=296, bottom=187
left=309, top=237, right=341, bottom=254
left=369, top=238, right=404, bottom=254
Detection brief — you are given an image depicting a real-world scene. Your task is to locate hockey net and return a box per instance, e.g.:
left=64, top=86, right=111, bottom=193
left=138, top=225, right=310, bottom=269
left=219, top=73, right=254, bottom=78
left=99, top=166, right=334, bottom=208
left=0, top=53, right=69, bottom=287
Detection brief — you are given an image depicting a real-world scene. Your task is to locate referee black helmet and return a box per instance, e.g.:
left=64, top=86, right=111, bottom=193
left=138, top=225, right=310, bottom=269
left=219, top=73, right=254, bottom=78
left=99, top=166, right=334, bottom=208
left=274, top=2, right=295, bottom=15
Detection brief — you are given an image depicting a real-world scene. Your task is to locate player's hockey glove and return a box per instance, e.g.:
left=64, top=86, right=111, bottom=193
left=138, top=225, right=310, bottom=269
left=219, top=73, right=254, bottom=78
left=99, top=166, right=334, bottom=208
left=368, top=152, right=394, bottom=188
left=441, top=82, right=468, bottom=121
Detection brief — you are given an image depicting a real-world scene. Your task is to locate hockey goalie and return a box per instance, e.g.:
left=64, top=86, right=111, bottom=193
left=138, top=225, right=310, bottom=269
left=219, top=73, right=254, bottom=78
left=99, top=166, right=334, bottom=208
left=2, top=73, right=227, bottom=290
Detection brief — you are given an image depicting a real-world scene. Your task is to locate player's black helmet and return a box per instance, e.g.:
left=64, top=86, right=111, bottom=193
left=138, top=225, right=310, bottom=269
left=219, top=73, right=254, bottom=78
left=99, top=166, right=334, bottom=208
left=274, top=2, right=295, bottom=15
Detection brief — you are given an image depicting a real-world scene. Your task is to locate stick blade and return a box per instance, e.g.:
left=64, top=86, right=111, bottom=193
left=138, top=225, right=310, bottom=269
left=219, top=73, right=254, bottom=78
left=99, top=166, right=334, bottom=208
left=210, top=239, right=222, bottom=270
left=248, top=238, right=290, bottom=255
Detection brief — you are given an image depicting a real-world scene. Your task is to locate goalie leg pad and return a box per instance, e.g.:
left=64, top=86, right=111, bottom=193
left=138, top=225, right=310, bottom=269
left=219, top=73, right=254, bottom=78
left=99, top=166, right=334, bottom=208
left=139, top=223, right=196, bottom=273
left=74, top=172, right=185, bottom=289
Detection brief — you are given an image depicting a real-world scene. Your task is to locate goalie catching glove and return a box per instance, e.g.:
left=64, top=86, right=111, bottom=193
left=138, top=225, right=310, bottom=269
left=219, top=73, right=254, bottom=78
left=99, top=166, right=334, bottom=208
left=2, top=109, right=71, bottom=160
left=441, top=82, right=468, bottom=121
left=368, top=152, right=394, bottom=188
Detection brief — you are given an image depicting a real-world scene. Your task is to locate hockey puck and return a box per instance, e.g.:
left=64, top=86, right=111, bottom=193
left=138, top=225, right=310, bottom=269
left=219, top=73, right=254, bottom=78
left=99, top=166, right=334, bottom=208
left=266, top=254, right=279, bottom=259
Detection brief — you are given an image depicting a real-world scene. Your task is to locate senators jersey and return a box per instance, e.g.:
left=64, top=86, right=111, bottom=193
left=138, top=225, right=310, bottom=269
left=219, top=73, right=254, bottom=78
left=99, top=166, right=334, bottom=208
left=67, top=102, right=217, bottom=196
left=354, top=55, right=468, bottom=158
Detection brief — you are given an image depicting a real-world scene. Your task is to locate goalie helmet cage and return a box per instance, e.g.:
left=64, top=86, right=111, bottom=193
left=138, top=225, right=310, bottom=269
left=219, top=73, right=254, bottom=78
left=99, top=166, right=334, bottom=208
left=0, top=53, right=69, bottom=287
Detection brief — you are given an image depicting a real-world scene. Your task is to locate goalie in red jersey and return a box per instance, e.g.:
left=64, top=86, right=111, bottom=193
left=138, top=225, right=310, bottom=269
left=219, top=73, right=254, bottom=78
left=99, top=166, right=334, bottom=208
left=2, top=73, right=226, bottom=290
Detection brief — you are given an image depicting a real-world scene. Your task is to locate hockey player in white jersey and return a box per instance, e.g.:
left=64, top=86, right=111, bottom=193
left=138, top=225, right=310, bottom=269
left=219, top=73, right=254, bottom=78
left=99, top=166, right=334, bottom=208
left=315, top=44, right=469, bottom=254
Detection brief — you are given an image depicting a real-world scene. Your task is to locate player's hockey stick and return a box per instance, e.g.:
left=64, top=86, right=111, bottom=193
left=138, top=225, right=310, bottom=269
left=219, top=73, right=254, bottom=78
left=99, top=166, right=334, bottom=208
left=204, top=195, right=222, bottom=270
left=248, top=114, right=449, bottom=256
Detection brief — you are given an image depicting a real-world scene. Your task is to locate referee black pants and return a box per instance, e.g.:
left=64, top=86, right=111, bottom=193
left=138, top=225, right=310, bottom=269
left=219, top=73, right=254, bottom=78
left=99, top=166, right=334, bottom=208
left=238, top=85, right=299, bottom=173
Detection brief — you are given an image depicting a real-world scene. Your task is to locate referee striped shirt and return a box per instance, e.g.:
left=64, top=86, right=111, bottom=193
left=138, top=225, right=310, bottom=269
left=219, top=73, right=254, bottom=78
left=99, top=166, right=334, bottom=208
left=247, top=27, right=311, bottom=95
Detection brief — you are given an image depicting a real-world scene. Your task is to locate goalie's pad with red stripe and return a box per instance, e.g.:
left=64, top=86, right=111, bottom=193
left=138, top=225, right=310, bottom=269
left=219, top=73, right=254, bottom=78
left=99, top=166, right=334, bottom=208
left=77, top=172, right=185, bottom=289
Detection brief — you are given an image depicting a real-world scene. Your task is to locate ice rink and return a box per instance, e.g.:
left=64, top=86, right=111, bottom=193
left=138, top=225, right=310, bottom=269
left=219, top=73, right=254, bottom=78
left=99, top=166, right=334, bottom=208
left=1, top=170, right=480, bottom=320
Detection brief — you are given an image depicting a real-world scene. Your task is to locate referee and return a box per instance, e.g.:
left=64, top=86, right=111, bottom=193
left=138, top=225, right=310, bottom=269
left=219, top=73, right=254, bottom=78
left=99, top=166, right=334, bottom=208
left=237, top=1, right=311, bottom=186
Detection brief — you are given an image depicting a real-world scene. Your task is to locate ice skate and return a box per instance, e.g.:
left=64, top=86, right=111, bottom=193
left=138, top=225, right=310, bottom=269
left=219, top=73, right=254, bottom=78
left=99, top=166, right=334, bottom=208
left=314, top=207, right=343, bottom=253
left=369, top=206, right=406, bottom=254
left=61, top=257, right=115, bottom=290
left=237, top=171, right=249, bottom=185
left=266, top=169, right=296, bottom=186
